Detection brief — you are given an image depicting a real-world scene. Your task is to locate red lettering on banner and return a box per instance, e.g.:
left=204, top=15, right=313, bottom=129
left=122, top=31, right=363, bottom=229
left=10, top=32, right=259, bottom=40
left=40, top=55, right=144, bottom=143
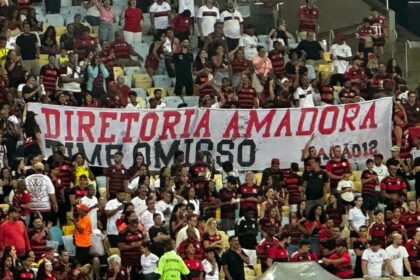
left=121, top=113, right=139, bottom=142
left=318, top=106, right=339, bottom=134
left=180, top=109, right=195, bottom=138
left=41, top=108, right=60, bottom=139
left=296, top=108, right=318, bottom=136
left=160, top=110, right=181, bottom=140
left=339, top=103, right=360, bottom=132
left=64, top=110, right=74, bottom=141
left=244, top=110, right=275, bottom=138
left=360, top=102, right=377, bottom=129
left=223, top=111, right=240, bottom=138
left=274, top=110, right=292, bottom=137
left=98, top=112, right=117, bottom=143
left=193, top=110, right=211, bottom=138
left=140, top=112, right=158, bottom=141
left=76, top=111, right=95, bottom=142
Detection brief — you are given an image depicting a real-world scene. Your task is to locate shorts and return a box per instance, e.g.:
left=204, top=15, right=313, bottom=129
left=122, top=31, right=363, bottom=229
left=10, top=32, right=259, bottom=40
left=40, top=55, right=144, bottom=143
left=340, top=198, right=353, bottom=206
left=373, top=37, right=386, bottom=47
left=350, top=230, right=359, bottom=238
left=362, top=194, right=379, bottom=211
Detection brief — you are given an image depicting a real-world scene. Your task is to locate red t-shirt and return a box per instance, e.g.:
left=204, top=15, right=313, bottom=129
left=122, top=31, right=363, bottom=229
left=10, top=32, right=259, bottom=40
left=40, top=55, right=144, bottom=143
left=173, top=14, right=192, bottom=33
left=124, top=7, right=143, bottom=33
left=329, top=251, right=353, bottom=278
left=267, top=244, right=288, bottom=262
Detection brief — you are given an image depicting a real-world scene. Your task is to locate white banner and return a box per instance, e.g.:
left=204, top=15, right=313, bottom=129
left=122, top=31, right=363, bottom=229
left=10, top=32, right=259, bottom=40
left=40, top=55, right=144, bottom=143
left=28, top=98, right=393, bottom=170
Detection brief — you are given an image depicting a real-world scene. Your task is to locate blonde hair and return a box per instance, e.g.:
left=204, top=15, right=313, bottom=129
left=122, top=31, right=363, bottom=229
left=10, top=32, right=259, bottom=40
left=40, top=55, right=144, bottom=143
left=204, top=218, right=219, bottom=234
left=107, top=254, right=121, bottom=265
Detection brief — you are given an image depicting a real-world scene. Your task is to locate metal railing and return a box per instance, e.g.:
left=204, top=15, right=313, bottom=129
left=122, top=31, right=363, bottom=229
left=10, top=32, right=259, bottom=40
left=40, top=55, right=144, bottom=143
left=405, top=40, right=420, bottom=79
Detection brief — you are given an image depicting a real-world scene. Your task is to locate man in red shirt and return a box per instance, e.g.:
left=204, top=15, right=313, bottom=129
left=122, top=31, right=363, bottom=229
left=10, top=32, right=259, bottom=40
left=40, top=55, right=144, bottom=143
left=380, top=161, right=407, bottom=203
left=238, top=171, right=261, bottom=215
left=298, top=0, right=319, bottom=40
left=355, top=18, right=375, bottom=56
left=219, top=176, right=238, bottom=232
left=405, top=229, right=420, bottom=276
left=110, top=30, right=142, bottom=66
left=401, top=200, right=420, bottom=239
left=40, top=54, right=59, bottom=99
left=0, top=206, right=31, bottom=257
left=369, top=210, right=386, bottom=248
left=322, top=239, right=353, bottom=278
left=290, top=240, right=317, bottom=262
left=123, top=0, right=144, bottom=46
left=267, top=233, right=291, bottom=267
left=189, top=151, right=212, bottom=199
left=361, top=158, right=379, bottom=219
left=107, top=76, right=131, bottom=108
left=257, top=226, right=279, bottom=272
left=344, top=56, right=367, bottom=93
left=369, top=8, right=387, bottom=56
left=325, top=145, right=351, bottom=193
left=105, top=151, right=129, bottom=200
left=74, top=27, right=98, bottom=60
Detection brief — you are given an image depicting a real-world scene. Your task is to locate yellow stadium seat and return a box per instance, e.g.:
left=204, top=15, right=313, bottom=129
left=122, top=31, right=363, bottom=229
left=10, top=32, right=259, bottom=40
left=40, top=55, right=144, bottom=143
left=282, top=205, right=289, bottom=218
left=98, top=187, right=106, bottom=197
left=62, top=225, right=75, bottom=236
left=323, top=51, right=331, bottom=62
left=408, top=191, right=416, bottom=201
left=215, top=207, right=221, bottom=221
left=136, top=97, right=147, bottom=108
left=245, top=267, right=255, bottom=277
left=55, top=26, right=67, bottom=37
left=351, top=170, right=363, bottom=192
left=254, top=263, right=262, bottom=276
left=166, top=87, right=175, bottom=96
left=255, top=172, right=262, bottom=185
left=133, top=73, right=152, bottom=89
left=317, top=63, right=334, bottom=73
left=113, top=67, right=125, bottom=79
left=0, top=204, right=9, bottom=212
left=147, top=88, right=167, bottom=97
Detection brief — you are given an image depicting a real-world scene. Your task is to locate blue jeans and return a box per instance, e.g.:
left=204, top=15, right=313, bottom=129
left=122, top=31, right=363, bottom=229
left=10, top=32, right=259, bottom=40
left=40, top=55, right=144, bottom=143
left=98, top=22, right=114, bottom=42
left=85, top=15, right=100, bottom=26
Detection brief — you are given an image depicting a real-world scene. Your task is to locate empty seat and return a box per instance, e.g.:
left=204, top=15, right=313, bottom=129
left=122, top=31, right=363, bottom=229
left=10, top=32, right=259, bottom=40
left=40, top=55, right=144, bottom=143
left=142, top=35, right=153, bottom=44
left=152, top=74, right=171, bottom=88
left=50, top=226, right=63, bottom=245
left=113, top=6, right=124, bottom=18
left=61, top=0, right=72, bottom=7
left=124, top=66, right=142, bottom=79
left=133, top=73, right=152, bottom=89
left=55, top=26, right=67, bottom=37
left=113, top=67, right=125, bottom=79
left=68, top=6, right=85, bottom=15
left=163, top=96, right=183, bottom=108
left=46, top=14, right=64, bottom=26
left=182, top=96, right=199, bottom=107
left=95, top=176, right=106, bottom=189
left=132, top=88, right=148, bottom=99
left=133, top=43, right=150, bottom=63
left=60, top=7, right=70, bottom=14
left=136, top=97, right=147, bottom=108
left=122, top=76, right=132, bottom=87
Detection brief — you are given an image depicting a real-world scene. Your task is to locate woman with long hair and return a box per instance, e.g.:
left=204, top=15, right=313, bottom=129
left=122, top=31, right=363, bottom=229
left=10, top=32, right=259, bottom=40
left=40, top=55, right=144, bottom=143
left=169, top=203, right=187, bottom=239
left=24, top=8, right=41, bottom=32
left=22, top=111, right=41, bottom=157
left=7, top=9, right=21, bottom=37
left=348, top=196, right=368, bottom=242
left=0, top=254, right=13, bottom=280
left=386, top=57, right=406, bottom=85
left=36, top=260, right=55, bottom=280
left=180, top=187, right=200, bottom=215
left=40, top=26, right=59, bottom=54
left=86, top=54, right=109, bottom=103
left=0, top=167, right=12, bottom=203
left=325, top=193, right=346, bottom=229
left=71, top=152, right=94, bottom=186
left=2, top=246, right=21, bottom=271
left=145, top=33, right=166, bottom=76
left=200, top=181, right=220, bottom=218
left=304, top=204, right=325, bottom=236
left=128, top=152, right=146, bottom=180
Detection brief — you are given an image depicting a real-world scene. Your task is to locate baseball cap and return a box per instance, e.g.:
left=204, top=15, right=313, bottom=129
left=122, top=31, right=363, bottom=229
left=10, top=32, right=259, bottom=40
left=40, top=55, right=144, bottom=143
left=76, top=204, right=89, bottom=212
left=391, top=146, right=400, bottom=152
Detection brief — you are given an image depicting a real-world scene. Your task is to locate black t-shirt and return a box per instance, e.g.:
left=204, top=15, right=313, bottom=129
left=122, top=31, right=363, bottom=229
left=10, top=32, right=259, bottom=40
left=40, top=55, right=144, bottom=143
left=302, top=169, right=329, bottom=200
left=149, top=226, right=168, bottom=257
left=16, top=33, right=38, bottom=60
left=221, top=249, right=247, bottom=280
left=235, top=217, right=258, bottom=249
left=172, top=52, right=193, bottom=77
left=22, top=85, right=38, bottom=103
left=60, top=33, right=75, bottom=50
left=296, top=40, right=323, bottom=60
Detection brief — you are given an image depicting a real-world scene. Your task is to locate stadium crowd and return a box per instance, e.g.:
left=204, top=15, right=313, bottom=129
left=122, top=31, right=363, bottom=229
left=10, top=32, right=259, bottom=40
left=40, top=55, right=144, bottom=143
left=0, top=0, right=419, bottom=279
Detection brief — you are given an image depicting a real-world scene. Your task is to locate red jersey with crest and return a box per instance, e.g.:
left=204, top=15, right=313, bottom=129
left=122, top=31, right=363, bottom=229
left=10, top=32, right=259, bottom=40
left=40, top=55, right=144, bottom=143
left=356, top=25, right=375, bottom=44
left=290, top=251, right=318, bottom=262
left=118, top=230, right=143, bottom=266
left=369, top=221, right=386, bottom=247
left=380, top=176, right=407, bottom=195
left=386, top=219, right=405, bottom=236
left=239, top=183, right=259, bottom=211
left=183, top=259, right=203, bottom=280
left=401, top=211, right=420, bottom=239
left=268, top=244, right=288, bottom=262
left=344, top=66, right=367, bottom=90
left=269, top=51, right=285, bottom=78
left=361, top=169, right=379, bottom=197
left=405, top=239, right=420, bottom=274
left=298, top=5, right=319, bottom=33
left=325, top=158, right=351, bottom=189
left=369, top=15, right=387, bottom=38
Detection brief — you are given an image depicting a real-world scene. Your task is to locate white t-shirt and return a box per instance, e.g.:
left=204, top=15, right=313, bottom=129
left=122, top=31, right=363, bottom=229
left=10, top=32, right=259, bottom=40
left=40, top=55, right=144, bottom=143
left=386, top=245, right=409, bottom=276
left=86, top=5, right=100, bottom=17
left=373, top=164, right=389, bottom=189
left=0, top=144, right=7, bottom=169
left=141, top=253, right=159, bottom=274
left=131, top=196, right=147, bottom=217
left=105, top=198, right=123, bottom=235
left=362, top=248, right=389, bottom=278
left=197, top=5, right=220, bottom=36
left=25, top=174, right=55, bottom=212
left=155, top=200, right=175, bottom=221
left=240, top=34, right=258, bottom=60
left=202, top=259, right=219, bottom=280
left=348, top=207, right=368, bottom=231
left=330, top=43, right=352, bottom=74
left=294, top=86, right=315, bottom=108
left=220, top=10, right=243, bottom=39
left=178, top=0, right=195, bottom=17
left=149, top=2, right=171, bottom=30
left=126, top=102, right=142, bottom=109
left=337, top=179, right=353, bottom=191
left=61, top=65, right=82, bottom=92
left=139, top=209, right=165, bottom=232
left=90, top=229, right=105, bottom=256
left=80, top=195, right=99, bottom=230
